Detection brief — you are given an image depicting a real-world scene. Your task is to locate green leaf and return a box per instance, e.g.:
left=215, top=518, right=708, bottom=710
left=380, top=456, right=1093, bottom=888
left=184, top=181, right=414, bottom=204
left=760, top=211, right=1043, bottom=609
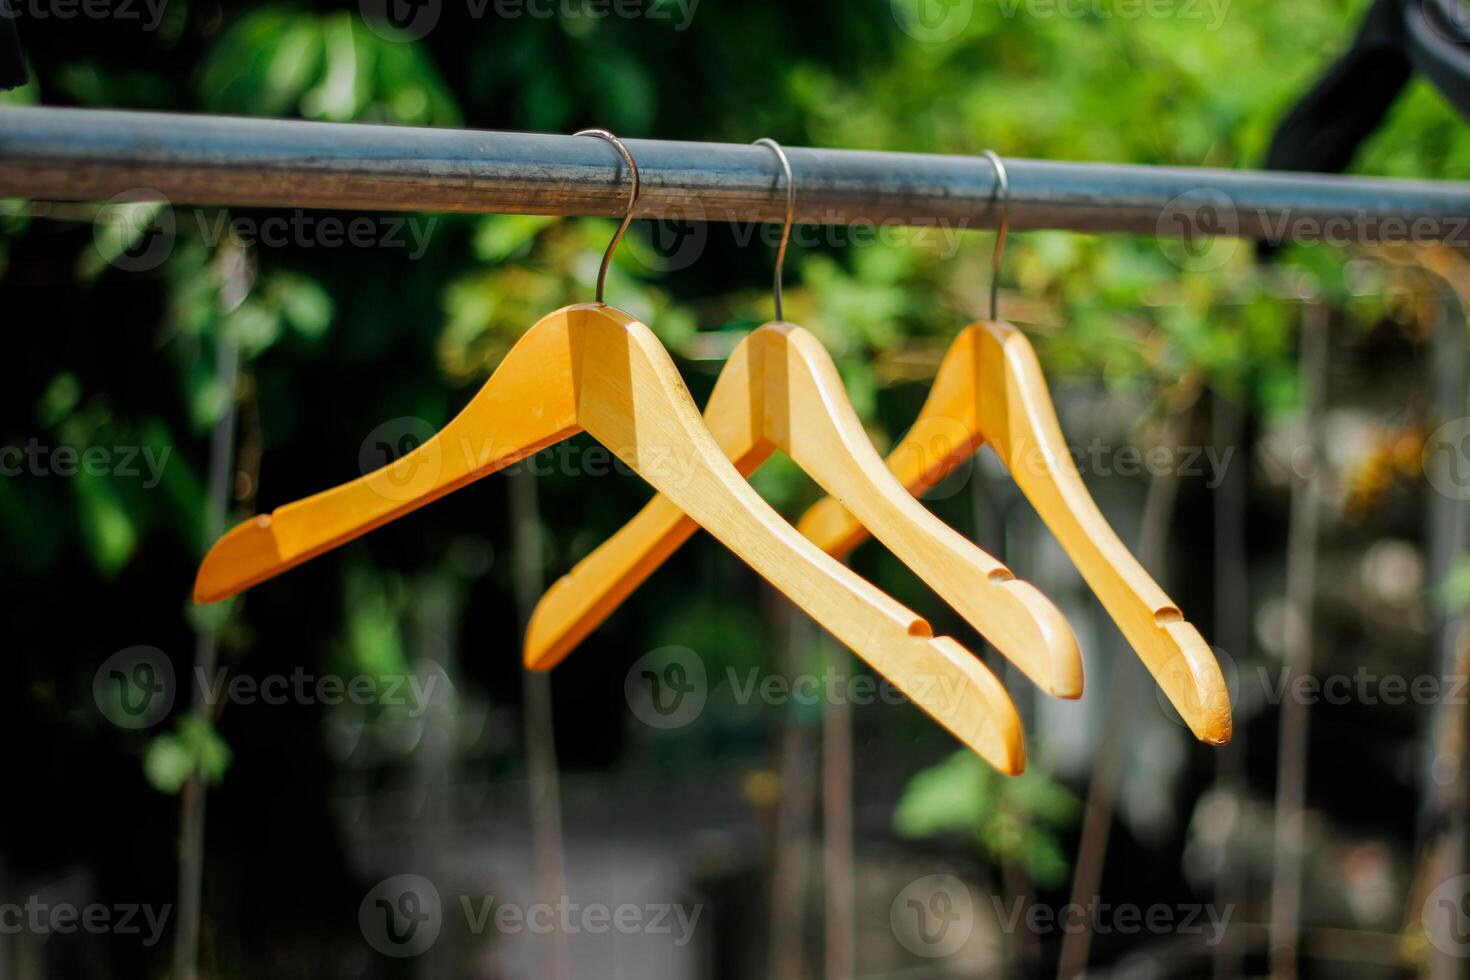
left=37, top=373, right=82, bottom=428
left=186, top=359, right=232, bottom=431
left=144, top=714, right=234, bottom=794
left=894, top=751, right=1080, bottom=885
left=268, top=271, right=335, bottom=340
left=143, top=735, right=194, bottom=794
left=223, top=297, right=284, bottom=356
left=74, top=472, right=138, bottom=576
left=81, top=200, right=167, bottom=281
left=199, top=12, right=324, bottom=117
left=474, top=215, right=557, bottom=263
left=341, top=564, right=410, bottom=678
left=299, top=15, right=366, bottom=121
left=894, top=750, right=993, bottom=838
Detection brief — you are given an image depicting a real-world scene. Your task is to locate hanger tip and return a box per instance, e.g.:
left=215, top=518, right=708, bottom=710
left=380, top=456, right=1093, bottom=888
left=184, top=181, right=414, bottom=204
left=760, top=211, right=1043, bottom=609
left=979, top=702, right=1026, bottom=776
left=521, top=571, right=610, bottom=672
left=924, top=636, right=1027, bottom=775
left=986, top=576, right=1085, bottom=700
left=996, top=729, right=1027, bottom=776
left=522, top=622, right=568, bottom=674
left=193, top=515, right=281, bottom=605
left=1157, top=618, right=1233, bottom=745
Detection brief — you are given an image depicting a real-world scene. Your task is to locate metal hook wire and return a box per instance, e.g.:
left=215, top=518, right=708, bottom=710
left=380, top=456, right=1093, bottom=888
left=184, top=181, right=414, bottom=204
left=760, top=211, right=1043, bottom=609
left=575, top=128, right=641, bottom=305
left=981, top=149, right=1010, bottom=321
left=753, top=137, right=795, bottom=322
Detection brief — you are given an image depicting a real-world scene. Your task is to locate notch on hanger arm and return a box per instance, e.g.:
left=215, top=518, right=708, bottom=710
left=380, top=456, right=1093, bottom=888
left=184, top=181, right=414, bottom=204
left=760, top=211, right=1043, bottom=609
left=796, top=320, right=1232, bottom=745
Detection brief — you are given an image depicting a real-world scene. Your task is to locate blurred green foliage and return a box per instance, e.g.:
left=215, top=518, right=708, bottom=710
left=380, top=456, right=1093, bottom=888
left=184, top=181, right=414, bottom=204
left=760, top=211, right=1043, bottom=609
left=1442, top=556, right=1470, bottom=613
left=895, top=749, right=1081, bottom=887
left=145, top=713, right=233, bottom=793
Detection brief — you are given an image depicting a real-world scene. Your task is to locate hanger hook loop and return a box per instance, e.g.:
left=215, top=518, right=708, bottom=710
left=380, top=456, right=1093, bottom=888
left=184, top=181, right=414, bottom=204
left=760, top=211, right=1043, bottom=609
left=575, top=128, right=641, bottom=305
left=981, top=149, right=1010, bottom=321
left=753, top=137, right=795, bottom=322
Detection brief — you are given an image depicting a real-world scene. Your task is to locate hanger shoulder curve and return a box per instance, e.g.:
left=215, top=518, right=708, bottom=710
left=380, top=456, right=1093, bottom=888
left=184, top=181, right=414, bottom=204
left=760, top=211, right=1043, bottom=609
left=796, top=320, right=1232, bottom=745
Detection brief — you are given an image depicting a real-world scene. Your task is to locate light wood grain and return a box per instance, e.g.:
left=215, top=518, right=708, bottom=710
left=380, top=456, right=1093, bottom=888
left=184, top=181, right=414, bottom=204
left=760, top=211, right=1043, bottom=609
left=194, top=305, right=1025, bottom=771
left=525, top=322, right=1083, bottom=698
left=797, top=321, right=1232, bottom=745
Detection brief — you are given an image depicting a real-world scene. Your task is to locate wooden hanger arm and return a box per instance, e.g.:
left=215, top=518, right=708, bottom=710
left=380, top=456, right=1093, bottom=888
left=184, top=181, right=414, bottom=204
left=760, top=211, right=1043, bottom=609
left=522, top=449, right=774, bottom=672
left=194, top=321, right=582, bottom=604
left=1004, top=444, right=1230, bottom=743
left=523, top=498, right=702, bottom=672
left=524, top=330, right=778, bottom=672
left=793, top=324, right=987, bottom=557
left=793, top=321, right=1231, bottom=744
left=795, top=419, right=985, bottom=560
left=974, top=321, right=1230, bottom=743
left=764, top=325, right=1081, bottom=698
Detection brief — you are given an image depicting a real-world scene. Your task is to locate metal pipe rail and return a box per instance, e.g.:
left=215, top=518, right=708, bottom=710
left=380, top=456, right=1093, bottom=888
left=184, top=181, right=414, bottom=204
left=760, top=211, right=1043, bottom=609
left=3, top=105, right=1470, bottom=243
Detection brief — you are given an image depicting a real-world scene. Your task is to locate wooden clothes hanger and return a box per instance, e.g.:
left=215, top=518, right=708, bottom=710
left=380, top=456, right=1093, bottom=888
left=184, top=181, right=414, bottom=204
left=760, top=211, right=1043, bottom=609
left=795, top=152, right=1232, bottom=745
left=193, top=131, right=1027, bottom=772
left=526, top=139, right=1083, bottom=700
